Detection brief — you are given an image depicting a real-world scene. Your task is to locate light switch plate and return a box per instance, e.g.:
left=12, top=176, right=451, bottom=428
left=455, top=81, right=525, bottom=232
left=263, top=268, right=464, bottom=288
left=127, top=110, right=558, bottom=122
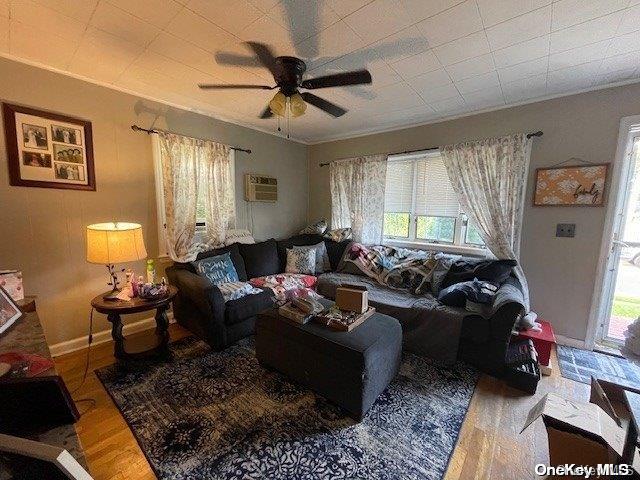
left=556, top=223, right=576, bottom=237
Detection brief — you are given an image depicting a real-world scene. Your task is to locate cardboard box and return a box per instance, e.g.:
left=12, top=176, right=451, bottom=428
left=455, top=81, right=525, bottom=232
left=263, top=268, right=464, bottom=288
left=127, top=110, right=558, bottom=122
left=522, top=393, right=626, bottom=470
left=335, top=284, right=368, bottom=314
left=522, top=377, right=640, bottom=477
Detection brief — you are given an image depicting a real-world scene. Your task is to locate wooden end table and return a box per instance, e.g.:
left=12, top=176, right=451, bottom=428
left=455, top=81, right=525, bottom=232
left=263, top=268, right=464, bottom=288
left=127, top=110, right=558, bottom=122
left=90, top=286, right=178, bottom=361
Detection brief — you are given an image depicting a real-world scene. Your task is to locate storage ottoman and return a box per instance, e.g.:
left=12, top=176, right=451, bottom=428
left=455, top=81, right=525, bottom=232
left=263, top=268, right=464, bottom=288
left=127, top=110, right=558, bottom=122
left=256, top=305, right=402, bottom=420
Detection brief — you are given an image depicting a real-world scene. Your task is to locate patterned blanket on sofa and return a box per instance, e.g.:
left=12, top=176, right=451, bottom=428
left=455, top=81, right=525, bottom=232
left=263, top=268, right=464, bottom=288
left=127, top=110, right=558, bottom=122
left=340, top=243, right=458, bottom=295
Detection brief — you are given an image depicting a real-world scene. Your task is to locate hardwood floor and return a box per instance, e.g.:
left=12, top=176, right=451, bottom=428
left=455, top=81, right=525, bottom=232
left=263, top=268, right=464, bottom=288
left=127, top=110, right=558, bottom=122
left=55, top=326, right=590, bottom=480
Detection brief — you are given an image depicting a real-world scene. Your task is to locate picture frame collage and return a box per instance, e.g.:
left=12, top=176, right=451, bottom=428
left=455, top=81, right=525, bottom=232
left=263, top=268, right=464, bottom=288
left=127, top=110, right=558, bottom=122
left=2, top=103, right=95, bottom=191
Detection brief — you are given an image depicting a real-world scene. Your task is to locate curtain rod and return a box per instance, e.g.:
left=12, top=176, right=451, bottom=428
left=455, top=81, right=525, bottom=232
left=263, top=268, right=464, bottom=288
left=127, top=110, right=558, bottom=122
left=318, top=130, right=543, bottom=167
left=130, top=125, right=252, bottom=154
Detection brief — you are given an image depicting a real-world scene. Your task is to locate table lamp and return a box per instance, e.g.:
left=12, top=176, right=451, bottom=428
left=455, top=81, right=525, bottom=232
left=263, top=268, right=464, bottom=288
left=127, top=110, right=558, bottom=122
left=86, top=222, right=147, bottom=300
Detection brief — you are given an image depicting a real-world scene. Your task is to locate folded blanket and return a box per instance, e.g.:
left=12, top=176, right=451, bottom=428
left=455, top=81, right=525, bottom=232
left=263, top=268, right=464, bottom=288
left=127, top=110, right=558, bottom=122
left=217, top=281, right=263, bottom=302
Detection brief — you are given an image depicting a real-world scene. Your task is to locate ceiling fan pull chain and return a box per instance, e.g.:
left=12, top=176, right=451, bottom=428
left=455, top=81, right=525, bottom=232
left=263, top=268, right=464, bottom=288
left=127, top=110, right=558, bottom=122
left=287, top=98, right=291, bottom=139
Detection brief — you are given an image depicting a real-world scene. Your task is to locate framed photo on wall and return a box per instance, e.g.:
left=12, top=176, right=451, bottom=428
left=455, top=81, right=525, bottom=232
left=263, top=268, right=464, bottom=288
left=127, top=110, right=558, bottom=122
left=533, top=164, right=608, bottom=207
left=2, top=103, right=95, bottom=191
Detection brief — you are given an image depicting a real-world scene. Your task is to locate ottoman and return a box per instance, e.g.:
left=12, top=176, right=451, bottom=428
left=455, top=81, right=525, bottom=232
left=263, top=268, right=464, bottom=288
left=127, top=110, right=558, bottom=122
left=256, top=302, right=402, bottom=420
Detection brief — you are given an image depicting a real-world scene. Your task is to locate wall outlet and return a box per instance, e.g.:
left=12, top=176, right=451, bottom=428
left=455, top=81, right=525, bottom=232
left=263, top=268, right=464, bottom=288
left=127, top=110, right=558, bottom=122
left=556, top=223, right=576, bottom=237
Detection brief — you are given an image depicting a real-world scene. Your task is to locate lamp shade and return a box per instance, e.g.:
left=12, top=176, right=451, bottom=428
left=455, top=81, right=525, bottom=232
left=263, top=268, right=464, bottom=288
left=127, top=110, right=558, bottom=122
left=289, top=93, right=307, bottom=117
left=269, top=91, right=287, bottom=117
left=86, top=222, right=147, bottom=264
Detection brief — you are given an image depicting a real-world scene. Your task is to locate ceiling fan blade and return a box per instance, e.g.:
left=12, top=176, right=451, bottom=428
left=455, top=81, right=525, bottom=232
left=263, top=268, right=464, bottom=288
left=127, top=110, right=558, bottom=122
left=301, top=70, right=372, bottom=89
left=300, top=92, right=347, bottom=117
left=198, top=84, right=274, bottom=90
left=214, top=52, right=260, bottom=67
left=245, top=41, right=279, bottom=78
left=259, top=105, right=273, bottom=119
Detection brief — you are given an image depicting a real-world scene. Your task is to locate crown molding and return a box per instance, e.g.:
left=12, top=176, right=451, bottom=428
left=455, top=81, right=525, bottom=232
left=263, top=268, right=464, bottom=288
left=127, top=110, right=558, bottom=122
left=0, top=52, right=311, bottom=145
left=3, top=52, right=640, bottom=147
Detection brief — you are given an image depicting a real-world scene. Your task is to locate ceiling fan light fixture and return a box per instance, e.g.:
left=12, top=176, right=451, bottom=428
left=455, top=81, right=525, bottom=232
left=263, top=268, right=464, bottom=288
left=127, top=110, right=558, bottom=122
left=269, top=91, right=287, bottom=117
left=289, top=93, right=306, bottom=117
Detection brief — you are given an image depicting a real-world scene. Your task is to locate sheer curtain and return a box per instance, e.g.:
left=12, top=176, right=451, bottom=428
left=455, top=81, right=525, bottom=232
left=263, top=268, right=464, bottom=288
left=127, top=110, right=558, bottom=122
left=440, top=133, right=537, bottom=323
left=329, top=154, right=387, bottom=244
left=158, top=132, right=235, bottom=262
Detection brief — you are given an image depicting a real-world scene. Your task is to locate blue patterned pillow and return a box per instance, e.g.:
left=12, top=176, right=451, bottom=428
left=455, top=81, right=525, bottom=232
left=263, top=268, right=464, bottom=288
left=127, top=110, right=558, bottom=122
left=192, top=252, right=239, bottom=285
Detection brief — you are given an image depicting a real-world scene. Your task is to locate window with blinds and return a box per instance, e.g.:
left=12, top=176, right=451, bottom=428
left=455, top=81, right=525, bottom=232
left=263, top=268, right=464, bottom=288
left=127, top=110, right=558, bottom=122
left=382, top=151, right=485, bottom=248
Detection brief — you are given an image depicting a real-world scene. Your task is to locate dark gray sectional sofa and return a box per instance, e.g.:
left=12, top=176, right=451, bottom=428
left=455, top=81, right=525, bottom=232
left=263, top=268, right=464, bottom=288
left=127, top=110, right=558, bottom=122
left=166, top=233, right=525, bottom=376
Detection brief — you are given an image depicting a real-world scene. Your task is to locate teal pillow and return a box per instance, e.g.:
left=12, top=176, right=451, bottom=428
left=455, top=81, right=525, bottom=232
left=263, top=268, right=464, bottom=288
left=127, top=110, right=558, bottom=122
left=192, top=252, right=239, bottom=285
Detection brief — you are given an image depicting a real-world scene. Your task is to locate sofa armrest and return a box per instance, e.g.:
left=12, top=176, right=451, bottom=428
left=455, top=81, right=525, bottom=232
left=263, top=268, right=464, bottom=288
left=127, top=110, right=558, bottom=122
left=166, top=266, right=226, bottom=345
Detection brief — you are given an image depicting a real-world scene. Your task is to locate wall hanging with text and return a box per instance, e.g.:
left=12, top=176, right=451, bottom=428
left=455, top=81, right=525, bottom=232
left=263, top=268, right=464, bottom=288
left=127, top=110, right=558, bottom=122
left=533, top=164, right=608, bottom=207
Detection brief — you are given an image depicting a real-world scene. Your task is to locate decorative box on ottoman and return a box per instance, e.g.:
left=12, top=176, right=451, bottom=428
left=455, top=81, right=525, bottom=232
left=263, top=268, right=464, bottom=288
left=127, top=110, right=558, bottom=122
left=516, top=319, right=556, bottom=376
left=256, top=301, right=402, bottom=420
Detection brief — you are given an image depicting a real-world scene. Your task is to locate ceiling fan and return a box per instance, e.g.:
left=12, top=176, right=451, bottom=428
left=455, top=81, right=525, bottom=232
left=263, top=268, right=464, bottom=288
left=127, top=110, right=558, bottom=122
left=198, top=42, right=372, bottom=119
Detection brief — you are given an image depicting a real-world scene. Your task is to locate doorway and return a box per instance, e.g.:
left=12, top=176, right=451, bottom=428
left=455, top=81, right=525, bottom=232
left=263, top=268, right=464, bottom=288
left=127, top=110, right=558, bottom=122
left=592, top=121, right=640, bottom=348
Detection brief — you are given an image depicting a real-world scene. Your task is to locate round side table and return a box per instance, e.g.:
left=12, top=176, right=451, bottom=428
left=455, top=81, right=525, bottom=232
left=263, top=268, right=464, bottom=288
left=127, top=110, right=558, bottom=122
left=91, top=286, right=178, bottom=361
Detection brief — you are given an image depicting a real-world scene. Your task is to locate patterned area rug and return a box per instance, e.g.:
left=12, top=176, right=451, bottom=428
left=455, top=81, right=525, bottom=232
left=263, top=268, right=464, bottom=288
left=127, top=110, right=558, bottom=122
left=557, top=344, right=640, bottom=388
left=96, top=336, right=478, bottom=480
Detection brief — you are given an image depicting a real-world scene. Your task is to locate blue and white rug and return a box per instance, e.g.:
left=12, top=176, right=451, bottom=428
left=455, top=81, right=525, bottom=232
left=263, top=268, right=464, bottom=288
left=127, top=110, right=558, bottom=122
left=557, top=344, right=640, bottom=388
left=96, top=336, right=478, bottom=480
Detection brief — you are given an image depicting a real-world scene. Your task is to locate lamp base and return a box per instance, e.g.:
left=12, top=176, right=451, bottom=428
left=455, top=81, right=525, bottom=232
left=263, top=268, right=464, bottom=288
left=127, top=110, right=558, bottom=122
left=103, top=289, right=121, bottom=301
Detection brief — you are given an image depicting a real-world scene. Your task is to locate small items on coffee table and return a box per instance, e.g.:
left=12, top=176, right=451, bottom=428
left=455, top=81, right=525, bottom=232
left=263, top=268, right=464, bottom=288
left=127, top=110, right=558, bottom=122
left=314, top=305, right=376, bottom=332
left=278, top=296, right=324, bottom=324
left=279, top=284, right=375, bottom=332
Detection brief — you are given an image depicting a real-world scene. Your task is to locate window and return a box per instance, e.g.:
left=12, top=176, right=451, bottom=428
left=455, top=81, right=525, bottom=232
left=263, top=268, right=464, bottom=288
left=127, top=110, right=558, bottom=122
left=152, top=136, right=235, bottom=257
left=383, top=151, right=485, bottom=250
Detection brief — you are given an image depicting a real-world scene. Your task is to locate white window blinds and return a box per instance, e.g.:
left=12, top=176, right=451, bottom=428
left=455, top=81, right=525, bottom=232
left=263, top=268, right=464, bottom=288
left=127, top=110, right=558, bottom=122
left=415, top=156, right=460, bottom=217
left=384, top=159, right=414, bottom=212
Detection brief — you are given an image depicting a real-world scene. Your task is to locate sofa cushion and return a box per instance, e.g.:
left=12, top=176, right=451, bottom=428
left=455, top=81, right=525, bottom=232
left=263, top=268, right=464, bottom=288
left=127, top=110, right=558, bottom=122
left=194, top=243, right=247, bottom=281
left=441, top=258, right=517, bottom=290
left=239, top=239, right=280, bottom=278
left=224, top=288, right=274, bottom=326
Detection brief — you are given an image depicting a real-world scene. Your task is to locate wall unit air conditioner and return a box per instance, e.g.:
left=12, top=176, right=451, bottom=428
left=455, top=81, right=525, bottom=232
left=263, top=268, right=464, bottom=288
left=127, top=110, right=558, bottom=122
left=244, top=174, right=277, bottom=202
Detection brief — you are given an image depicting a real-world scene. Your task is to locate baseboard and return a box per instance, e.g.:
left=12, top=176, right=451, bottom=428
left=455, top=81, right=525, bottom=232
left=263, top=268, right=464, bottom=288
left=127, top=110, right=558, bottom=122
left=554, top=334, right=586, bottom=349
left=49, top=313, right=175, bottom=357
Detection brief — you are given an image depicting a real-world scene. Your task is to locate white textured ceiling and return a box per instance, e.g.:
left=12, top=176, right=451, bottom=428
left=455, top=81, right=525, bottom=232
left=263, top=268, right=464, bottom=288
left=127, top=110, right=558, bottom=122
left=2, top=0, right=640, bottom=143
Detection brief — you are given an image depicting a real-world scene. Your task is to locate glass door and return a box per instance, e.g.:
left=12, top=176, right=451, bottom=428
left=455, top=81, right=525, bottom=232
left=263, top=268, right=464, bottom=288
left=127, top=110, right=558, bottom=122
left=599, top=137, right=640, bottom=345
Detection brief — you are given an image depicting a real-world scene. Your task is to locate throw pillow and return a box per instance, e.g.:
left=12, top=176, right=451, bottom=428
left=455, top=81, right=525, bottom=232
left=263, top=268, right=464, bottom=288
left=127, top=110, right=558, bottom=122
left=216, top=281, right=263, bottom=302
left=224, top=229, right=255, bottom=245
left=441, top=258, right=517, bottom=290
left=194, top=243, right=247, bottom=281
left=324, top=227, right=352, bottom=242
left=299, top=219, right=328, bottom=235
left=293, top=242, right=330, bottom=274
left=285, top=248, right=316, bottom=275
left=192, top=252, right=239, bottom=285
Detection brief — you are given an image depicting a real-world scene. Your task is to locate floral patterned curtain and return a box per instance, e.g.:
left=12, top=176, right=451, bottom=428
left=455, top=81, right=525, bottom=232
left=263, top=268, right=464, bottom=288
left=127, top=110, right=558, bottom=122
left=329, top=154, right=387, bottom=244
left=440, top=133, right=535, bottom=317
left=158, top=132, right=234, bottom=262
